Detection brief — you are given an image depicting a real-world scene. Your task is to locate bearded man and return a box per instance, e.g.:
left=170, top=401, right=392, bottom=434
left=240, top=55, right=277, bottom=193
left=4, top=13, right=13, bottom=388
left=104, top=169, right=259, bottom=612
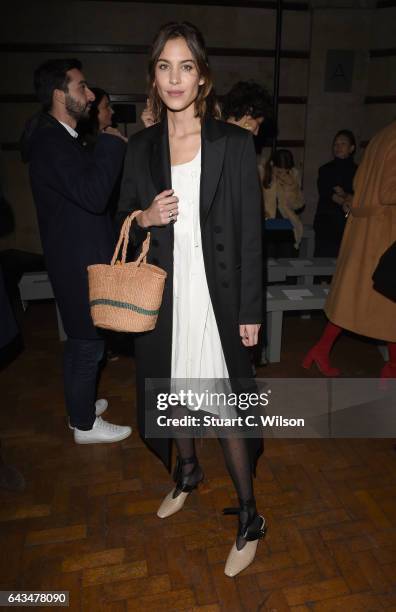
left=20, top=59, right=132, bottom=444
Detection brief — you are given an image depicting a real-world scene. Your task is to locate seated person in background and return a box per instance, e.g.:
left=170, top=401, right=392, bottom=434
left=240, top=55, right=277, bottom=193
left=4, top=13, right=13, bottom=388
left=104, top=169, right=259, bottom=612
left=262, top=149, right=304, bottom=256
left=313, top=129, right=357, bottom=257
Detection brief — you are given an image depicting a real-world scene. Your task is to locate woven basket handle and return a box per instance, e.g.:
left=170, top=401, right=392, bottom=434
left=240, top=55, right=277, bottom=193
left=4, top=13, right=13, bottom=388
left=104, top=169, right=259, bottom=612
left=111, top=210, right=151, bottom=266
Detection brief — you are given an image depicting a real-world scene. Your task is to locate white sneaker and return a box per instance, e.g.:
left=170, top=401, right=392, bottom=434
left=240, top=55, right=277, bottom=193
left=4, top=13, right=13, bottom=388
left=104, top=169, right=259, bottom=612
left=74, top=417, right=132, bottom=444
left=94, top=398, right=108, bottom=416
left=68, top=398, right=108, bottom=430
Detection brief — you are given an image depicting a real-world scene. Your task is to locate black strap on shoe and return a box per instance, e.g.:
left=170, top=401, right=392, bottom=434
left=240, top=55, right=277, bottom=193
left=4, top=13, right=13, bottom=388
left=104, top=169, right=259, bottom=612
left=223, top=502, right=267, bottom=541
left=172, top=455, right=203, bottom=494
left=172, top=455, right=198, bottom=482
left=223, top=507, right=240, bottom=515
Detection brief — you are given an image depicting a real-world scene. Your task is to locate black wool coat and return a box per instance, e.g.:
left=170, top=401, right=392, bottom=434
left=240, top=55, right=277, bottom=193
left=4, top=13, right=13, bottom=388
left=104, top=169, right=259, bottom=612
left=313, top=157, right=357, bottom=257
left=118, top=115, right=264, bottom=472
left=21, top=113, right=126, bottom=339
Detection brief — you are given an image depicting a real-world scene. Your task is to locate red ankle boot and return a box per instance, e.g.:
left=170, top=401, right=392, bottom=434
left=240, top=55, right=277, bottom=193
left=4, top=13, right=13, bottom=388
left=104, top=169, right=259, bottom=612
left=380, top=363, right=396, bottom=379
left=302, top=322, right=342, bottom=377
left=302, top=346, right=341, bottom=377
left=381, top=343, right=396, bottom=379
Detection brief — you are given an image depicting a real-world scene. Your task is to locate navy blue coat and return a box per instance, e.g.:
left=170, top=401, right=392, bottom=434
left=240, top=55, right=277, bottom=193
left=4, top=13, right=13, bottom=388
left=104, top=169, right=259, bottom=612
left=21, top=113, right=126, bottom=339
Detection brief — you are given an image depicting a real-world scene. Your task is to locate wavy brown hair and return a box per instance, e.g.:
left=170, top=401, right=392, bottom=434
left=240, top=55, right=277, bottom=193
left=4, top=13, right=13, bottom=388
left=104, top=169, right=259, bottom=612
left=263, top=149, right=296, bottom=189
left=147, top=21, right=220, bottom=122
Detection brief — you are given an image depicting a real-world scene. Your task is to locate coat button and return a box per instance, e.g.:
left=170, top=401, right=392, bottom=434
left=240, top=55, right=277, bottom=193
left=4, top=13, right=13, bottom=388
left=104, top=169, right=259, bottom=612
left=152, top=239, right=159, bottom=247
left=216, top=244, right=224, bottom=251
left=214, top=225, right=222, bottom=233
left=219, top=262, right=227, bottom=270
left=222, top=281, right=229, bottom=288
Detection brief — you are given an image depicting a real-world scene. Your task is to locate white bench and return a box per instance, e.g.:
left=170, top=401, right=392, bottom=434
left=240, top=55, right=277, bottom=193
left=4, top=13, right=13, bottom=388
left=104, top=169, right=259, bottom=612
left=267, top=258, right=288, bottom=282
left=267, top=257, right=337, bottom=285
left=277, top=257, right=337, bottom=285
left=18, top=272, right=66, bottom=341
left=267, top=257, right=337, bottom=322
left=265, top=284, right=330, bottom=363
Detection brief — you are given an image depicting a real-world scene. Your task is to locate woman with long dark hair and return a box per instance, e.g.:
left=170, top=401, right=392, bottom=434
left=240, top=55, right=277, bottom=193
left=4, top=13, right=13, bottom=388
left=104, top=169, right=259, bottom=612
left=78, top=87, right=114, bottom=147
left=119, top=21, right=266, bottom=577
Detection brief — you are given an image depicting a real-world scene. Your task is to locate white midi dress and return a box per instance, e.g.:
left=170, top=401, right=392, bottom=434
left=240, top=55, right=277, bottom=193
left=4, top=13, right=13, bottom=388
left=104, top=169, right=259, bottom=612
left=171, top=149, right=231, bottom=413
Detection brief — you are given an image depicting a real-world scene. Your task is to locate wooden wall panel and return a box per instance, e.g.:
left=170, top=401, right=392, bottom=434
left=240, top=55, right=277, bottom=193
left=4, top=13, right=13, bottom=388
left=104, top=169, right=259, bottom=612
left=0, top=1, right=311, bottom=252
left=302, top=7, right=372, bottom=221
left=277, top=105, right=307, bottom=141
left=279, top=59, right=310, bottom=96
left=367, top=57, right=396, bottom=96
left=362, top=105, right=396, bottom=141
left=282, top=10, right=311, bottom=50
left=0, top=104, right=40, bottom=143
left=0, top=2, right=277, bottom=48
left=371, top=6, right=396, bottom=47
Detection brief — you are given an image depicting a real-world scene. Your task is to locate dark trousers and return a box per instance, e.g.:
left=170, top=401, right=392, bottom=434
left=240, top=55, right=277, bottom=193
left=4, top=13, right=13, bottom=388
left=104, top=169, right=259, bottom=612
left=63, top=337, right=105, bottom=430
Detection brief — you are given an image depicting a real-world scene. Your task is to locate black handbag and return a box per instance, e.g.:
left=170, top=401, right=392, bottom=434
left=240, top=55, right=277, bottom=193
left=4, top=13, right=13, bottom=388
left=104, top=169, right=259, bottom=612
left=372, top=241, right=396, bottom=302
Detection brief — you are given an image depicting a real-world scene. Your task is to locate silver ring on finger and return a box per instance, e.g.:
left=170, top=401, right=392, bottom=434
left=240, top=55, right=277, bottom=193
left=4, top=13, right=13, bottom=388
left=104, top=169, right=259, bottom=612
left=169, top=210, right=173, bottom=218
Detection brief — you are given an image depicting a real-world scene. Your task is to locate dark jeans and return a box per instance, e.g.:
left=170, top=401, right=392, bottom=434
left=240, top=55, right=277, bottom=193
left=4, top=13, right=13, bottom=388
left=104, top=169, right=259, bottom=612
left=63, top=337, right=105, bottom=430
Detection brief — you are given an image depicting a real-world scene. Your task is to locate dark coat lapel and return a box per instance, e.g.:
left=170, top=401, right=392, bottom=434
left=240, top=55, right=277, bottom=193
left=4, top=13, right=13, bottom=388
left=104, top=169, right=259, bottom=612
left=149, top=116, right=172, bottom=194
left=200, top=115, right=226, bottom=224
left=149, top=114, right=226, bottom=223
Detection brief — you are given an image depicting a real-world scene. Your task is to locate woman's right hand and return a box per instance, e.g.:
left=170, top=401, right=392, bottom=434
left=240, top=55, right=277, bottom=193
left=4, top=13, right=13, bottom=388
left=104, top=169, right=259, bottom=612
left=136, top=190, right=179, bottom=228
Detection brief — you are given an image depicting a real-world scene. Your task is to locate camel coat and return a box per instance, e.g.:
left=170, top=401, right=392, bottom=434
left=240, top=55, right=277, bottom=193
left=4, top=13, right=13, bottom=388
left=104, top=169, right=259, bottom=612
left=325, top=121, right=396, bottom=342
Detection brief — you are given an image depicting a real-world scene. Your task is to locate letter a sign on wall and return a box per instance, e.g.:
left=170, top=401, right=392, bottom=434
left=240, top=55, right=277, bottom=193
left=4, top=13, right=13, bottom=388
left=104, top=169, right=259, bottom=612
left=325, top=50, right=354, bottom=92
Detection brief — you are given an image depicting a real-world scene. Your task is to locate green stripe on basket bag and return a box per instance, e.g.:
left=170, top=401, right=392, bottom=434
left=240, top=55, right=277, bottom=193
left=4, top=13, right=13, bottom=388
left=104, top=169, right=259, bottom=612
left=90, top=298, right=159, bottom=316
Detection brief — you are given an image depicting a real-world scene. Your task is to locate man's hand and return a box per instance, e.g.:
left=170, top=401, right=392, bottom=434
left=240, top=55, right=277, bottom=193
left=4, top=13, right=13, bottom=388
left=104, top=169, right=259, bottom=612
left=102, top=126, right=128, bottom=143
left=137, top=190, right=179, bottom=228
left=239, top=324, right=261, bottom=347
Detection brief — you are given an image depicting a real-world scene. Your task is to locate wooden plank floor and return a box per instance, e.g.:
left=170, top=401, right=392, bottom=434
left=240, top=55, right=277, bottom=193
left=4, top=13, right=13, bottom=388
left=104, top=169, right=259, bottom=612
left=0, top=302, right=395, bottom=611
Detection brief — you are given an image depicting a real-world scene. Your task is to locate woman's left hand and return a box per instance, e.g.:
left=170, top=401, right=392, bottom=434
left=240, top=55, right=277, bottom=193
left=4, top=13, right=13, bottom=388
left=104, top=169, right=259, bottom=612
left=239, top=324, right=261, bottom=347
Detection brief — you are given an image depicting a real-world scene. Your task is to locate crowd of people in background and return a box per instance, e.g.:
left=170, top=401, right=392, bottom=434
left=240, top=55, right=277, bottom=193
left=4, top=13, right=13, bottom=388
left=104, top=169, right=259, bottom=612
left=0, top=23, right=395, bottom=581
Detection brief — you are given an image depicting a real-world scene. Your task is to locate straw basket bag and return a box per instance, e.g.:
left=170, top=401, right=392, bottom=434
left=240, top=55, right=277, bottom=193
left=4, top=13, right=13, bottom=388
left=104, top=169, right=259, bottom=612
left=88, top=210, right=167, bottom=332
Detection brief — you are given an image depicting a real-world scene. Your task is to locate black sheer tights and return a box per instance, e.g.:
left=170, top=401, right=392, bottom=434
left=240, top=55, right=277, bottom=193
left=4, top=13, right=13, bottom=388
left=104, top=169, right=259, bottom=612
left=173, top=435, right=257, bottom=551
